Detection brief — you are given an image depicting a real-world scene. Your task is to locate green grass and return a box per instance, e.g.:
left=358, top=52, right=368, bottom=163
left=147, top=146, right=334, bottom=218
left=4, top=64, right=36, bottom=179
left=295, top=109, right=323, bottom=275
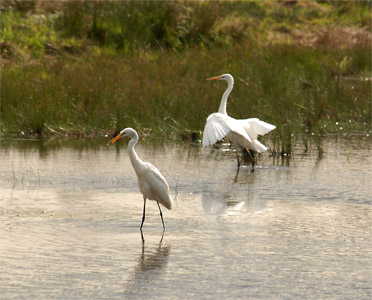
left=2, top=44, right=370, bottom=142
left=1, top=1, right=371, bottom=156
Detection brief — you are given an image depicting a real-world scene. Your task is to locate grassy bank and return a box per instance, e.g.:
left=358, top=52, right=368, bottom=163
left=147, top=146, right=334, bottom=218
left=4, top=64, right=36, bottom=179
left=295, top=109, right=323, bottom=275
left=1, top=1, right=371, bottom=155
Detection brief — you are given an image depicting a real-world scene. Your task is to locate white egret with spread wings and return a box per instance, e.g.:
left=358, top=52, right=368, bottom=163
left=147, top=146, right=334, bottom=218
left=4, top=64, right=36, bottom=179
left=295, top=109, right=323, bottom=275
left=203, top=74, right=276, bottom=167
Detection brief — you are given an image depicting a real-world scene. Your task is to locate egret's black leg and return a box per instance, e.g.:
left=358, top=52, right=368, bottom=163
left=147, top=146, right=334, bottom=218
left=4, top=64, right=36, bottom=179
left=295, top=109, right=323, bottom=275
left=246, top=149, right=255, bottom=169
left=236, top=151, right=241, bottom=168
left=234, top=166, right=240, bottom=183
left=140, top=197, right=147, bottom=230
left=140, top=229, right=145, bottom=242
left=156, top=201, right=165, bottom=232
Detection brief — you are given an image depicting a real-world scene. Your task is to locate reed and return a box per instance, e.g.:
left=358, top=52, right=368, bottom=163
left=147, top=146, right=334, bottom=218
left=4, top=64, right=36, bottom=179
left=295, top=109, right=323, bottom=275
left=2, top=44, right=370, bottom=139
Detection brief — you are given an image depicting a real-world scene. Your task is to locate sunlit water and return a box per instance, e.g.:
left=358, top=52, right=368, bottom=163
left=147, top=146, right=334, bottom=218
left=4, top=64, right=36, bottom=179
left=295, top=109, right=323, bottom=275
left=0, top=136, right=371, bottom=299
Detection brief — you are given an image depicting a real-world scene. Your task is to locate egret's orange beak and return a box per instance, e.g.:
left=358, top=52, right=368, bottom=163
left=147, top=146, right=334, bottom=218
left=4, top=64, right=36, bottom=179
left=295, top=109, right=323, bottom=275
left=107, top=133, right=122, bottom=146
left=207, top=76, right=222, bottom=81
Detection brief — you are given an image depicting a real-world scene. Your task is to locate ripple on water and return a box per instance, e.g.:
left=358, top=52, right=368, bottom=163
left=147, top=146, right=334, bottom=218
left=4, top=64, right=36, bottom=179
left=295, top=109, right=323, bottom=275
left=0, top=137, right=371, bottom=299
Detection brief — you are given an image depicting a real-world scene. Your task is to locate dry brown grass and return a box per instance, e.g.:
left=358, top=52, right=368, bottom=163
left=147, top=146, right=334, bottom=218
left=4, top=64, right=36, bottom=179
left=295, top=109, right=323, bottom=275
left=292, top=26, right=372, bottom=49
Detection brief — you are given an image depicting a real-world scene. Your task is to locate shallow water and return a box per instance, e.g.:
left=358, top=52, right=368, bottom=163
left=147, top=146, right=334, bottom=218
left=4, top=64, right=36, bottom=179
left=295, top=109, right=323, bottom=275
left=0, top=136, right=371, bottom=299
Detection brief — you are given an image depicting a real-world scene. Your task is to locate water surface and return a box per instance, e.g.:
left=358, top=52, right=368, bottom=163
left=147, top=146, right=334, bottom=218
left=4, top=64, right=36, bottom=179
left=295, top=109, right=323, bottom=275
left=0, top=136, right=371, bottom=299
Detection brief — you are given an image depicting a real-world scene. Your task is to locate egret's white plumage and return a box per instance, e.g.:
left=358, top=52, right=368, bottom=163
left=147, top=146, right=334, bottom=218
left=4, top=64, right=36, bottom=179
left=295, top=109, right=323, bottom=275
left=107, top=128, right=172, bottom=230
left=203, top=74, right=276, bottom=166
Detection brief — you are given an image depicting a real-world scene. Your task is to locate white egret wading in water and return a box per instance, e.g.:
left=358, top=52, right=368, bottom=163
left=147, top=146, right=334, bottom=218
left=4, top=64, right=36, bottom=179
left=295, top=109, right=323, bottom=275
left=107, top=128, right=173, bottom=231
left=203, top=74, right=276, bottom=168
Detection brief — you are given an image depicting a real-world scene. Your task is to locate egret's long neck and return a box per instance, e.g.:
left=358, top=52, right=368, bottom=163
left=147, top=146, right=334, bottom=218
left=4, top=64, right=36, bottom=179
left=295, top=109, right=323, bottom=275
left=127, top=136, right=143, bottom=173
left=218, top=80, right=233, bottom=115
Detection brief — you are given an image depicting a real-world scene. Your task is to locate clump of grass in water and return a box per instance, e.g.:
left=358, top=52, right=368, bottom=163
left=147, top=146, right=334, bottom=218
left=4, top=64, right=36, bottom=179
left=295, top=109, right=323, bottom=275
left=345, top=148, right=352, bottom=162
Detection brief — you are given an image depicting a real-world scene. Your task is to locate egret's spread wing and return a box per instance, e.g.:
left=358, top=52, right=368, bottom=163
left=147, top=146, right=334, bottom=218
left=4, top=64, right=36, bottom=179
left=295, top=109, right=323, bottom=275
left=143, top=163, right=172, bottom=210
left=247, top=118, right=276, bottom=135
left=240, top=118, right=276, bottom=141
left=203, top=113, right=253, bottom=147
left=203, top=113, right=231, bottom=146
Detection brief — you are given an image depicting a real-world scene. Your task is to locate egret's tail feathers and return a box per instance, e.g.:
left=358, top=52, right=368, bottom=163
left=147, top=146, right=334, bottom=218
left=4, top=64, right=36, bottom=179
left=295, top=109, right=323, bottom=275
left=160, top=189, right=173, bottom=210
left=161, top=199, right=172, bottom=210
left=251, top=140, right=269, bottom=153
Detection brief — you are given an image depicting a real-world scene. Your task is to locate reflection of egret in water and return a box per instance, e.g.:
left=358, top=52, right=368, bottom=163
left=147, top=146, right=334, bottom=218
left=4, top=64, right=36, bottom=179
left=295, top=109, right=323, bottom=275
left=202, top=167, right=265, bottom=216
left=123, top=233, right=171, bottom=298
left=138, top=236, right=170, bottom=271
left=202, top=189, right=254, bottom=216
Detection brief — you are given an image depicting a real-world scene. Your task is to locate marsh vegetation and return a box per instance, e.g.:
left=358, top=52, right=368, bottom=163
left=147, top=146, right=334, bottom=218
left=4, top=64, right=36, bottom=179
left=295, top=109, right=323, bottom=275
left=1, top=1, right=371, bottom=155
